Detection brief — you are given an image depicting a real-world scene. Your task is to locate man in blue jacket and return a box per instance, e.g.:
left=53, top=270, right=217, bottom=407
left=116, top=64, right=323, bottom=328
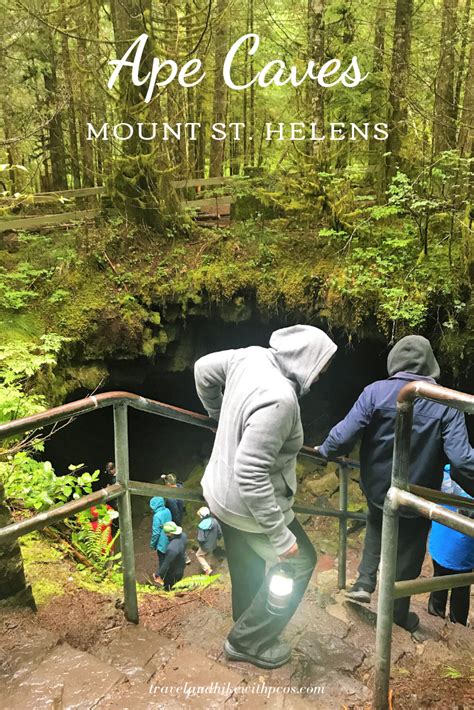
left=154, top=522, right=188, bottom=589
left=161, top=473, right=185, bottom=525
left=315, top=335, right=474, bottom=633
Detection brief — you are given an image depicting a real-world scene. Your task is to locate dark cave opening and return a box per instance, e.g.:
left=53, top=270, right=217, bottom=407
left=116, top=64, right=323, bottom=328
left=43, top=317, right=391, bottom=485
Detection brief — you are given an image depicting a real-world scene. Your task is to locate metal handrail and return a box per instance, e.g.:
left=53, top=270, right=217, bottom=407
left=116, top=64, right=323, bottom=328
left=374, top=381, right=474, bottom=710
left=0, top=391, right=365, bottom=616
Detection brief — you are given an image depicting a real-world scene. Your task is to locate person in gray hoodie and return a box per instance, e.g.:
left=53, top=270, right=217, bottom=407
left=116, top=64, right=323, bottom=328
left=194, top=325, right=337, bottom=669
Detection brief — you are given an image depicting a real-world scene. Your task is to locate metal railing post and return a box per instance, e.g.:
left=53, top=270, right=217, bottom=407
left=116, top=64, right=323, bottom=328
left=374, top=494, right=400, bottom=709
left=113, top=403, right=138, bottom=624
left=338, top=464, right=349, bottom=589
left=374, top=400, right=413, bottom=709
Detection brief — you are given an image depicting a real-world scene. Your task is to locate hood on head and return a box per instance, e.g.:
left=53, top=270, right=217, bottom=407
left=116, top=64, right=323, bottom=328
left=198, top=517, right=214, bottom=530
left=387, top=335, right=440, bottom=379
left=269, top=325, right=337, bottom=397
left=150, top=496, right=165, bottom=512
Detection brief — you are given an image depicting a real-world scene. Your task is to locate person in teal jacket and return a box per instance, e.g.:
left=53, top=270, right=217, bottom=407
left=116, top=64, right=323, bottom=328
left=150, top=497, right=172, bottom=573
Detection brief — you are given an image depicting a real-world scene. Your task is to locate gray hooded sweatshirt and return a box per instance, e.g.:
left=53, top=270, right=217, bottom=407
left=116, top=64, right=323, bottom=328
left=194, top=325, right=337, bottom=555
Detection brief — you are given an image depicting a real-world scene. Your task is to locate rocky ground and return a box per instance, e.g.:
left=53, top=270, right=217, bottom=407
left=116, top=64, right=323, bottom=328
left=0, top=508, right=473, bottom=709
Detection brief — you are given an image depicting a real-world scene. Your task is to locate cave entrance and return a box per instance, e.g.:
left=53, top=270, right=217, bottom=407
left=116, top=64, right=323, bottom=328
left=43, top=321, right=389, bottom=486
left=42, top=318, right=389, bottom=582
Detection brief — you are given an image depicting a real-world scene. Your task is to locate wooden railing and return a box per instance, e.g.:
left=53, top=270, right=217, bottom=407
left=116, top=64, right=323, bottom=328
left=0, top=177, right=236, bottom=233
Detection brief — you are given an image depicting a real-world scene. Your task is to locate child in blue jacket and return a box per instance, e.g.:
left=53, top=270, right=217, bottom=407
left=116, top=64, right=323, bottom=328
left=150, top=497, right=172, bottom=571
left=428, top=465, right=474, bottom=626
left=196, top=506, right=222, bottom=575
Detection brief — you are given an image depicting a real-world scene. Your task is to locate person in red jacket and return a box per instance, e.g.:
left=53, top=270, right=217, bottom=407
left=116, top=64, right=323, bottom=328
left=89, top=505, right=118, bottom=553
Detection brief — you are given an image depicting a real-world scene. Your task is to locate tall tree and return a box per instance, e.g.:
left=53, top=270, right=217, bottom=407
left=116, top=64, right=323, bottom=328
left=433, top=0, right=459, bottom=154
left=385, top=0, right=414, bottom=183
left=109, top=0, right=180, bottom=227
left=42, top=24, right=68, bottom=190
left=454, top=0, right=472, bottom=123
left=457, top=24, right=474, bottom=159
left=367, top=0, right=388, bottom=188
left=209, top=0, right=229, bottom=177
left=61, top=35, right=81, bottom=189
left=307, top=0, right=325, bottom=162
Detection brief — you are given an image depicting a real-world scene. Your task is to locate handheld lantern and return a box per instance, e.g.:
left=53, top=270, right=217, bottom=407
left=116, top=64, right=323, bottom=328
left=267, top=565, right=294, bottom=616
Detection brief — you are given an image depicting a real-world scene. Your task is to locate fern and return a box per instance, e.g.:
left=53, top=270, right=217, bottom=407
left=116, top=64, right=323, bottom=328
left=441, top=666, right=463, bottom=679
left=171, top=573, right=221, bottom=591
left=72, top=508, right=121, bottom=574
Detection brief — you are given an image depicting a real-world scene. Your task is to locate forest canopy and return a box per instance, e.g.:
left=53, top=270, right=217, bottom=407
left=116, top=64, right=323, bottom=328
left=0, top=0, right=472, bottom=380
left=0, top=0, right=472, bottom=188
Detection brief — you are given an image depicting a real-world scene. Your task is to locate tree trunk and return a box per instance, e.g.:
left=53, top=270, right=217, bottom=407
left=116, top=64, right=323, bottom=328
left=385, top=0, right=414, bottom=183
left=367, top=0, right=387, bottom=188
left=0, top=482, right=36, bottom=611
left=457, top=25, right=474, bottom=159
left=307, top=0, right=325, bottom=163
left=433, top=0, right=459, bottom=154
left=454, top=0, right=472, bottom=123
left=249, top=0, right=255, bottom=167
left=43, top=26, right=68, bottom=190
left=109, top=0, right=180, bottom=228
left=209, top=0, right=229, bottom=177
left=61, top=35, right=81, bottom=189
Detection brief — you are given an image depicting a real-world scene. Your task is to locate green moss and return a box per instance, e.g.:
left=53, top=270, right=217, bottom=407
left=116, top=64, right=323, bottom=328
left=30, top=578, right=65, bottom=606
left=20, top=533, right=68, bottom=606
left=1, top=211, right=470, bottom=395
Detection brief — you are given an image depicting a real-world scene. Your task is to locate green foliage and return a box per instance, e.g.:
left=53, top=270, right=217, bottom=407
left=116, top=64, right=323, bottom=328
left=0, top=262, right=50, bottom=309
left=0, top=331, right=68, bottom=425
left=48, top=289, right=70, bottom=304
left=0, top=333, right=66, bottom=386
left=1, top=454, right=100, bottom=511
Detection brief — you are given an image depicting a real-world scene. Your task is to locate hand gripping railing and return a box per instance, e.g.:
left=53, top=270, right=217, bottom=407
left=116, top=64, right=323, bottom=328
left=0, top=391, right=364, bottom=622
left=374, top=381, right=474, bottom=710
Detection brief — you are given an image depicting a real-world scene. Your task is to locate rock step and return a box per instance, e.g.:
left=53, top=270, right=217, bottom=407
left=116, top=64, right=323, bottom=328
left=3, top=643, right=124, bottom=710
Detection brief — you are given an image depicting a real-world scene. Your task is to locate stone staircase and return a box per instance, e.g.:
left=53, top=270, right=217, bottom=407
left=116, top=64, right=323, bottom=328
left=1, top=588, right=473, bottom=709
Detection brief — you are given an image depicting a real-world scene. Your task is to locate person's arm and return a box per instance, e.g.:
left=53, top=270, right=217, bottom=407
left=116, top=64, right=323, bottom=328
left=442, top=409, right=474, bottom=496
left=158, top=547, right=178, bottom=578
left=194, top=350, right=234, bottom=420
left=318, top=386, right=374, bottom=459
left=233, top=396, right=297, bottom=556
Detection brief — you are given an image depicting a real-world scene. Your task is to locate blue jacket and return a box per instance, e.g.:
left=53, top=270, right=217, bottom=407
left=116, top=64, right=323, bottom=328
left=429, top=470, right=474, bottom=571
left=158, top=532, right=188, bottom=585
left=165, top=484, right=185, bottom=526
left=150, top=497, right=172, bottom=553
left=319, top=372, right=474, bottom=510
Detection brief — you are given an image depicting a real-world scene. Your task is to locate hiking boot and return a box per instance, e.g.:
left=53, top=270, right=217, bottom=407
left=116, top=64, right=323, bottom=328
left=396, top=611, right=420, bottom=633
left=224, top=639, right=291, bottom=669
left=345, top=584, right=372, bottom=603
